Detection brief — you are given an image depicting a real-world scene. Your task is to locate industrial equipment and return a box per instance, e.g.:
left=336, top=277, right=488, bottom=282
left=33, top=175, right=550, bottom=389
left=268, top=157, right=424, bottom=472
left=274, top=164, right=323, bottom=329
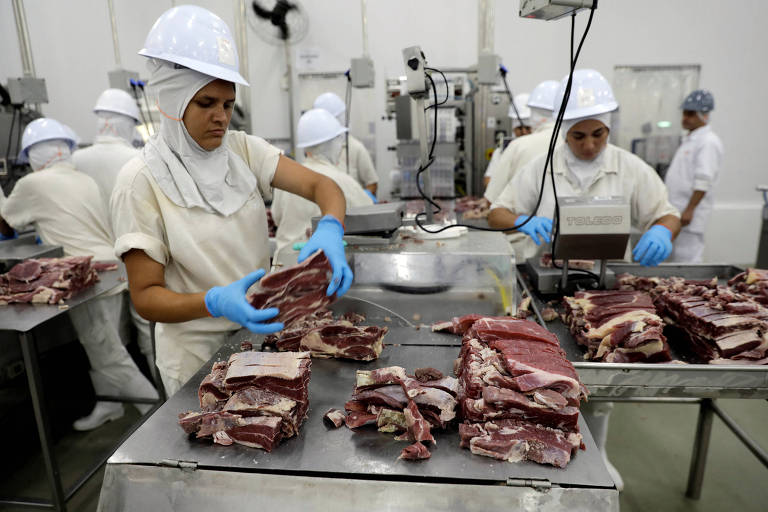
left=758, top=185, right=768, bottom=267
left=519, top=0, right=595, bottom=20
left=311, top=202, right=405, bottom=245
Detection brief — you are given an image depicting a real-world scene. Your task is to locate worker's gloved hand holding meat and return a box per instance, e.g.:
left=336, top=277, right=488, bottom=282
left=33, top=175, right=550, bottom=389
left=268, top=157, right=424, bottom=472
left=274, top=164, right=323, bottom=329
left=514, top=215, right=553, bottom=246
left=205, top=270, right=284, bottom=334
left=633, top=225, right=673, bottom=267
left=364, top=189, right=378, bottom=204
left=298, top=215, right=353, bottom=297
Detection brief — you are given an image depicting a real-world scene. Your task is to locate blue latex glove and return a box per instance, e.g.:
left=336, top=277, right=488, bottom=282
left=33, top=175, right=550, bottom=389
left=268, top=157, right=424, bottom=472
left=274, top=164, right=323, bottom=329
left=633, top=225, right=673, bottom=267
left=514, top=215, right=553, bottom=245
left=364, top=189, right=378, bottom=203
left=0, top=230, right=18, bottom=241
left=205, top=269, right=284, bottom=334
left=298, top=215, right=353, bottom=297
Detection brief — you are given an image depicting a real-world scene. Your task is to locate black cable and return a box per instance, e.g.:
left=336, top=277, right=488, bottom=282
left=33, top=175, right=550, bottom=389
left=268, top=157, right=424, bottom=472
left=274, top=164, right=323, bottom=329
left=425, top=67, right=449, bottom=107
left=344, top=71, right=352, bottom=173
left=5, top=108, right=17, bottom=160
left=499, top=66, right=527, bottom=130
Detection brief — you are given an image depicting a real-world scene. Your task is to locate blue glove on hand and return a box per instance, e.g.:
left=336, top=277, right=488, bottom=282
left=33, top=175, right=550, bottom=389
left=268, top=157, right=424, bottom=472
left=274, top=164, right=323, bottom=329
left=364, top=189, right=378, bottom=203
left=514, top=215, right=553, bottom=245
left=298, top=215, right=353, bottom=297
left=205, top=269, right=284, bottom=334
left=0, top=230, right=18, bottom=241
left=633, top=225, right=673, bottom=267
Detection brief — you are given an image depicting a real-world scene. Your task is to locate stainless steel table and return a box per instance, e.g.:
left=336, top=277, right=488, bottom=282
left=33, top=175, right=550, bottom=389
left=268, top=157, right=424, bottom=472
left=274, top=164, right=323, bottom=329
left=0, top=268, right=156, bottom=512
left=0, top=234, right=63, bottom=272
left=100, top=340, right=618, bottom=511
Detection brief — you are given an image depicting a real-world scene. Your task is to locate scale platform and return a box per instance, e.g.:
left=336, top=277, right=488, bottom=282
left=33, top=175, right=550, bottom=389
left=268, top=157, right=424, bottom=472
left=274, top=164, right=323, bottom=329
left=312, top=202, right=406, bottom=236
left=524, top=257, right=615, bottom=296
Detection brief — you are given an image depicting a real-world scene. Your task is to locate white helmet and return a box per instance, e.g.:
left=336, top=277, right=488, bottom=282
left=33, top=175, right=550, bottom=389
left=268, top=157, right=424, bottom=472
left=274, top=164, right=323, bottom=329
left=94, top=88, right=141, bottom=123
left=17, top=118, right=78, bottom=163
left=313, top=92, right=346, bottom=117
left=139, top=5, right=247, bottom=86
left=527, top=80, right=560, bottom=111
left=296, top=109, right=348, bottom=148
left=509, top=93, right=531, bottom=122
left=553, top=69, right=618, bottom=121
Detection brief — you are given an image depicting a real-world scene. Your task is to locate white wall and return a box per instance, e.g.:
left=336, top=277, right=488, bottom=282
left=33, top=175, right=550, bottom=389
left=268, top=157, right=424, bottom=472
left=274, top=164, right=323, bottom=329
left=1, top=0, right=764, bottom=263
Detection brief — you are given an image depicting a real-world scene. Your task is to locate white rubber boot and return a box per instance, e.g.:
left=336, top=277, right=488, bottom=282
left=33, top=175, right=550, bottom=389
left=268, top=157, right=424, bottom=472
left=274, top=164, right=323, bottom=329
left=73, top=402, right=124, bottom=431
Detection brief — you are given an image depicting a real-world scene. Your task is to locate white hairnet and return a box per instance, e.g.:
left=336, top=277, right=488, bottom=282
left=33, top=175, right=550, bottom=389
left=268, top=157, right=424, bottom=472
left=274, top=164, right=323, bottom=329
left=307, top=134, right=344, bottom=166
left=561, top=112, right=612, bottom=140
left=529, top=107, right=551, bottom=131
left=141, top=58, right=258, bottom=216
left=97, top=112, right=136, bottom=143
left=28, top=140, right=72, bottom=171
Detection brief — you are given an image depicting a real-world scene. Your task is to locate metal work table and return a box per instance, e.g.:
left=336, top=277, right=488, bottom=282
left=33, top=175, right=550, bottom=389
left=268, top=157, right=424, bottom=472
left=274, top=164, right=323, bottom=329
left=100, top=339, right=617, bottom=511
left=0, top=234, right=63, bottom=272
left=0, top=267, right=155, bottom=512
left=518, top=262, right=768, bottom=499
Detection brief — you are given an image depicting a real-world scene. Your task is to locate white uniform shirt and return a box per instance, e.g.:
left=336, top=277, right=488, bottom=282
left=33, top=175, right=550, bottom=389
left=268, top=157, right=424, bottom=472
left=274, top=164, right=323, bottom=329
left=272, top=154, right=374, bottom=264
left=491, top=143, right=679, bottom=260
left=110, top=131, right=281, bottom=384
left=485, top=122, right=556, bottom=204
left=664, top=125, right=724, bottom=234
left=1, top=162, right=117, bottom=262
left=338, top=135, right=378, bottom=187
left=72, top=135, right=139, bottom=210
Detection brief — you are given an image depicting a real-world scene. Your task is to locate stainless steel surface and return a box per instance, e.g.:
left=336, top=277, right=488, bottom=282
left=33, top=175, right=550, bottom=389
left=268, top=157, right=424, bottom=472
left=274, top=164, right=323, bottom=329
left=0, top=237, right=63, bottom=272
left=314, top=202, right=405, bottom=235
left=685, top=399, right=714, bottom=499
left=0, top=267, right=126, bottom=332
left=107, top=0, right=121, bottom=67
left=525, top=257, right=615, bottom=295
left=521, top=264, right=768, bottom=399
left=415, top=95, right=434, bottom=223
left=555, top=196, right=630, bottom=261
left=108, top=343, right=613, bottom=489
left=12, top=0, right=36, bottom=78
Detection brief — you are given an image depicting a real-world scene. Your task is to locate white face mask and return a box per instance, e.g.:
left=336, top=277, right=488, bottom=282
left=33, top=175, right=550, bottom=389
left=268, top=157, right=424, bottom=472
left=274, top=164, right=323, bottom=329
left=96, top=112, right=136, bottom=143
left=28, top=140, right=72, bottom=171
left=308, top=134, right=344, bottom=166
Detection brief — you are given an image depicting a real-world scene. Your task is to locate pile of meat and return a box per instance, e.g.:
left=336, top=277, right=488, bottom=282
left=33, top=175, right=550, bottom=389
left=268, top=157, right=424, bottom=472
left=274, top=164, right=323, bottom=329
left=178, top=351, right=311, bottom=451
left=728, top=268, right=768, bottom=305
left=454, top=196, right=490, bottom=220
left=562, top=290, right=671, bottom=363
left=539, top=253, right=596, bottom=271
left=434, top=315, right=587, bottom=468
left=0, top=256, right=118, bottom=305
left=618, top=274, right=768, bottom=364
left=249, top=250, right=388, bottom=361
left=329, top=366, right=459, bottom=461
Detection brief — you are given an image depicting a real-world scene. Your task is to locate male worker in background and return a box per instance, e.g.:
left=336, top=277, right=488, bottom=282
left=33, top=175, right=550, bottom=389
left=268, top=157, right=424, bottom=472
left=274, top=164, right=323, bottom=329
left=664, top=90, right=724, bottom=263
left=313, top=92, right=378, bottom=201
left=485, top=80, right=559, bottom=202
left=484, top=92, right=534, bottom=188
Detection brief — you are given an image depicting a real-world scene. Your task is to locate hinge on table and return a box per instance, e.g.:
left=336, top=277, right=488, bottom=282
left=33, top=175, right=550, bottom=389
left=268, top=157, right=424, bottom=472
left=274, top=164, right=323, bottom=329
left=160, top=459, right=198, bottom=471
left=506, top=477, right=552, bottom=490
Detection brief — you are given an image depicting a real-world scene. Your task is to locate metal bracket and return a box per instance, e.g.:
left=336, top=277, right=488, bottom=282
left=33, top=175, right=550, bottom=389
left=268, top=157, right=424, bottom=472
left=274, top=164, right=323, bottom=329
left=506, top=477, right=552, bottom=490
left=160, top=459, right=198, bottom=472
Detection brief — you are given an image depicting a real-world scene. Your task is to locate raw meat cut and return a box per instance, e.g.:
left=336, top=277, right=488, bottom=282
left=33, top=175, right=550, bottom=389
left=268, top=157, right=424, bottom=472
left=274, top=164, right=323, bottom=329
left=398, top=442, right=431, bottom=460
left=324, top=408, right=346, bottom=428
left=729, top=268, right=768, bottom=305
left=539, top=253, right=595, bottom=271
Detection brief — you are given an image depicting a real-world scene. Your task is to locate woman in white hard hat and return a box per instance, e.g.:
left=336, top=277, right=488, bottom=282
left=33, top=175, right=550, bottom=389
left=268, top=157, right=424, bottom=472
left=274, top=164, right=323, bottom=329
left=272, top=109, right=373, bottom=264
left=313, top=92, right=379, bottom=198
left=111, top=5, right=351, bottom=395
left=73, top=88, right=156, bottom=377
left=488, top=69, right=681, bottom=267
left=0, top=118, right=158, bottom=430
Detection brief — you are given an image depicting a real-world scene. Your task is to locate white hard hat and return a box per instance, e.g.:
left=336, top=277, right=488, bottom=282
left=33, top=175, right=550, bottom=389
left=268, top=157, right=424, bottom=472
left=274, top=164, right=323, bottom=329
left=17, top=118, right=78, bottom=163
left=527, top=80, right=560, bottom=111
left=509, top=93, right=531, bottom=121
left=296, top=108, right=348, bottom=148
left=138, top=5, right=248, bottom=86
left=313, top=92, right=346, bottom=117
left=93, top=88, right=141, bottom=123
left=553, top=69, right=618, bottom=121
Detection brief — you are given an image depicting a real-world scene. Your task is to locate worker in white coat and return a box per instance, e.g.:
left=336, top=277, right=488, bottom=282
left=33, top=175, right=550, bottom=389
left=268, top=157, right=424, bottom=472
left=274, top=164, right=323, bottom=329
left=313, top=92, right=378, bottom=199
left=0, top=118, right=158, bottom=430
left=483, top=93, right=533, bottom=188
left=489, top=70, right=682, bottom=490
left=484, top=80, right=560, bottom=202
left=112, top=6, right=352, bottom=395
left=273, top=109, right=373, bottom=264
left=665, top=90, right=724, bottom=263
left=72, top=88, right=155, bottom=376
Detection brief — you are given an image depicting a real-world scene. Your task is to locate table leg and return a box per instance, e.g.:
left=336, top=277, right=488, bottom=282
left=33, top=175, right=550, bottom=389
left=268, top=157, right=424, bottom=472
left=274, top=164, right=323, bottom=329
left=685, top=398, right=714, bottom=500
left=20, top=331, right=67, bottom=511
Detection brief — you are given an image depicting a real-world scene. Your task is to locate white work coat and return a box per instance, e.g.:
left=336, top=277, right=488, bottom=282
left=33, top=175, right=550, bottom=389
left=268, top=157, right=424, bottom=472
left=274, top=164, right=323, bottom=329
left=272, top=154, right=373, bottom=264
left=664, top=125, right=723, bottom=235
left=491, top=143, right=679, bottom=260
left=1, top=162, right=118, bottom=265
left=73, top=135, right=139, bottom=210
left=111, top=131, right=280, bottom=392
left=338, top=135, right=378, bottom=187
left=485, top=122, right=556, bottom=204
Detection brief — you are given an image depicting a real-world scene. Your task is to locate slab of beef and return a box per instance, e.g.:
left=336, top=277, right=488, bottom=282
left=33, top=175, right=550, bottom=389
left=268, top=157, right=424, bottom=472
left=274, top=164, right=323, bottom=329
left=563, top=290, right=671, bottom=363
left=431, top=314, right=514, bottom=335
left=247, top=250, right=335, bottom=326
left=458, top=419, right=582, bottom=468
left=398, top=442, right=431, bottom=460
left=728, top=268, right=768, bottom=305
left=0, top=256, right=117, bottom=305
left=179, top=351, right=311, bottom=451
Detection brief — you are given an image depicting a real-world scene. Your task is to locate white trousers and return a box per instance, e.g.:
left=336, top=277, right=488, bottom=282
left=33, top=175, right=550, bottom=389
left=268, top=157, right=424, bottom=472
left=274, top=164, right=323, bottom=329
left=68, top=294, right=158, bottom=405
left=669, top=230, right=705, bottom=263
